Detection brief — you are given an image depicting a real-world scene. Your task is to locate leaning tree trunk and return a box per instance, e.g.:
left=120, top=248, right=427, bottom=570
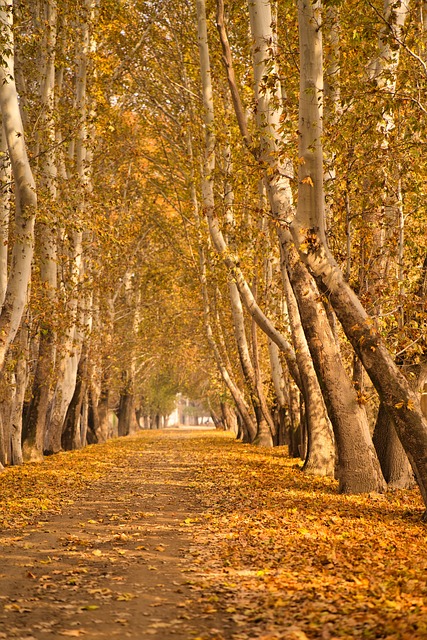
left=229, top=277, right=273, bottom=446
left=292, top=0, right=427, bottom=510
left=243, top=0, right=386, bottom=491
left=250, top=277, right=275, bottom=447
left=221, top=402, right=238, bottom=434
left=222, top=141, right=274, bottom=447
left=189, top=20, right=258, bottom=443
left=201, top=250, right=256, bottom=443
left=279, top=240, right=335, bottom=477
left=217, top=0, right=371, bottom=484
left=287, top=242, right=385, bottom=491
left=0, top=0, right=36, bottom=372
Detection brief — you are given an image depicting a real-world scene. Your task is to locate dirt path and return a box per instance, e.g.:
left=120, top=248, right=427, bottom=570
left=0, top=430, right=233, bottom=640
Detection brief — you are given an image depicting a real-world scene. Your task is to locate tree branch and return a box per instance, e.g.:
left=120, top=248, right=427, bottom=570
left=215, top=0, right=254, bottom=150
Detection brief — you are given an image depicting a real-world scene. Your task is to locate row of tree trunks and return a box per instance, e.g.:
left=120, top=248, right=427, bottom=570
left=210, top=0, right=427, bottom=504
left=292, top=0, right=427, bottom=506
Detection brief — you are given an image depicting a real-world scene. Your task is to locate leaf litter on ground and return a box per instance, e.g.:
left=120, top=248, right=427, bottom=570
left=0, top=429, right=426, bottom=639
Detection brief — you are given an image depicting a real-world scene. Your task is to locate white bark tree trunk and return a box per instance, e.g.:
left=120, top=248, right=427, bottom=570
left=185, top=38, right=257, bottom=442
left=222, top=139, right=275, bottom=446
left=0, top=121, right=10, bottom=307
left=10, top=324, right=28, bottom=465
left=0, top=0, right=36, bottom=371
left=280, top=245, right=335, bottom=476
left=22, top=0, right=58, bottom=462
left=45, top=0, right=96, bottom=452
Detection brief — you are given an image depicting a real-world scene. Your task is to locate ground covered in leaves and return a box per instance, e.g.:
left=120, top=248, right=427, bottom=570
left=1, top=430, right=427, bottom=639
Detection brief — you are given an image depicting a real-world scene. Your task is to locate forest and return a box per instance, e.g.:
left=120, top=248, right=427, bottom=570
left=1, top=0, right=427, bottom=637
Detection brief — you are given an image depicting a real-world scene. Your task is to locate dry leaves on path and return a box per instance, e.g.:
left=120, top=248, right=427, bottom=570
left=1, top=429, right=427, bottom=640
left=187, top=432, right=427, bottom=639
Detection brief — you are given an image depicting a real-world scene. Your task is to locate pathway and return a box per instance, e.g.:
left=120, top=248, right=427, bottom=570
left=0, top=430, right=233, bottom=640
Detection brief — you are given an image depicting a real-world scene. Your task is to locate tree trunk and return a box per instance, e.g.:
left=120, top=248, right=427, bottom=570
left=61, top=348, right=88, bottom=451
left=22, top=0, right=58, bottom=463
left=9, top=324, right=28, bottom=465
left=88, top=380, right=109, bottom=444
left=0, top=120, right=10, bottom=308
left=22, top=331, right=56, bottom=461
left=44, top=329, right=82, bottom=454
left=198, top=0, right=301, bottom=393
left=222, top=136, right=274, bottom=447
left=250, top=280, right=275, bottom=447
left=87, top=384, right=100, bottom=445
left=229, top=278, right=273, bottom=446
left=0, top=409, right=6, bottom=466
left=118, top=388, right=138, bottom=437
left=193, top=6, right=258, bottom=442
left=80, top=390, right=89, bottom=447
left=373, top=403, right=415, bottom=489
left=287, top=242, right=386, bottom=492
left=280, top=238, right=335, bottom=476
left=210, top=407, right=223, bottom=430
left=288, top=388, right=303, bottom=459
left=0, top=0, right=36, bottom=371
left=267, top=339, right=291, bottom=446
left=222, top=402, right=238, bottom=434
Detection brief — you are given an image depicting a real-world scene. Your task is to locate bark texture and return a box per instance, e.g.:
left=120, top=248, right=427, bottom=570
left=0, top=0, right=36, bottom=371
left=373, top=403, right=415, bottom=489
left=280, top=238, right=335, bottom=476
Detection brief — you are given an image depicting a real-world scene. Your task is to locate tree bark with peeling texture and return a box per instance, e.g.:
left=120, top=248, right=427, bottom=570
left=0, top=0, right=36, bottom=373
left=280, top=245, right=335, bottom=477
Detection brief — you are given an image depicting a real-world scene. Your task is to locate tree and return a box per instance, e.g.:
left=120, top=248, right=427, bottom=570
left=0, top=0, right=36, bottom=372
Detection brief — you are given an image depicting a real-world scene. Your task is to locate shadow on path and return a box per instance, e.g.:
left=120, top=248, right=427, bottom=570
left=0, top=430, right=233, bottom=640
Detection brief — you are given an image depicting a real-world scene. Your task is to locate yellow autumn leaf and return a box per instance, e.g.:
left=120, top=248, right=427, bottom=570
left=116, top=592, right=136, bottom=601
left=301, top=176, right=314, bottom=187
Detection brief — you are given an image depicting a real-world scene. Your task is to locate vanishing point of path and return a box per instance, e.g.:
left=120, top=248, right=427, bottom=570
left=0, top=429, right=234, bottom=640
